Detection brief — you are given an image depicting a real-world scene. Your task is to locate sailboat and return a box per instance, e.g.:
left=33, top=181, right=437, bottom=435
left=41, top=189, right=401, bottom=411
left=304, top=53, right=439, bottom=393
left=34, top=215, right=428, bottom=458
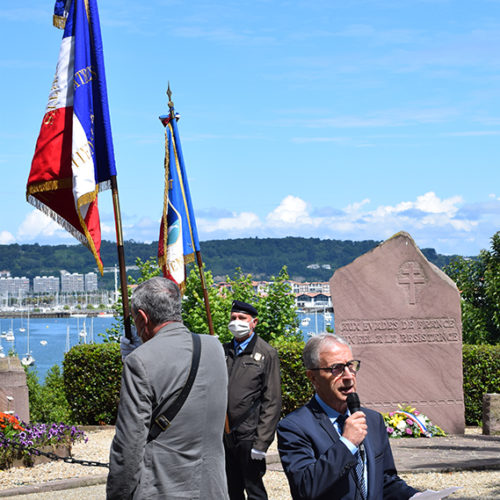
left=21, top=309, right=34, bottom=366
left=19, top=312, right=26, bottom=332
left=79, top=320, right=87, bottom=343
left=65, top=323, right=70, bottom=353
left=89, top=317, right=94, bottom=343
left=5, top=320, right=15, bottom=342
left=324, top=311, right=332, bottom=326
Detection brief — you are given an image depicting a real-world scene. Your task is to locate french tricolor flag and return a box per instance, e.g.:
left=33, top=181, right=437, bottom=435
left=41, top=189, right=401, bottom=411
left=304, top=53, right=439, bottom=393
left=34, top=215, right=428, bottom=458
left=27, top=0, right=116, bottom=274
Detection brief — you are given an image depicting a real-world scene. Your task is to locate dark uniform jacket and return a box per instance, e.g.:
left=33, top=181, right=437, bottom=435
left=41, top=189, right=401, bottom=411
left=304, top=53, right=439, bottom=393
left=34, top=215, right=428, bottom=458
left=224, top=334, right=281, bottom=452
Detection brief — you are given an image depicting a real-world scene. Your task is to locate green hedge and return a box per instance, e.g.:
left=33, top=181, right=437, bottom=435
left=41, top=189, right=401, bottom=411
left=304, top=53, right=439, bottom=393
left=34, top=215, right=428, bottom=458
left=63, top=343, right=122, bottom=425
left=463, top=344, right=500, bottom=425
left=60, top=339, right=500, bottom=427
left=272, top=336, right=313, bottom=417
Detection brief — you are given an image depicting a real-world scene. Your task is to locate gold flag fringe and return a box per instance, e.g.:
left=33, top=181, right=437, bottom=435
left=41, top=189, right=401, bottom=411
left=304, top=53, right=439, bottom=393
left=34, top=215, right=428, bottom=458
left=53, top=15, right=67, bottom=29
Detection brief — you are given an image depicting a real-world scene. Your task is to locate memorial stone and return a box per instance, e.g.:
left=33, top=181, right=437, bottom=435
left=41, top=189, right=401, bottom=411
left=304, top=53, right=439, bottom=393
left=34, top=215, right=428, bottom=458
left=483, top=393, right=500, bottom=435
left=330, top=231, right=465, bottom=434
left=0, top=356, right=30, bottom=423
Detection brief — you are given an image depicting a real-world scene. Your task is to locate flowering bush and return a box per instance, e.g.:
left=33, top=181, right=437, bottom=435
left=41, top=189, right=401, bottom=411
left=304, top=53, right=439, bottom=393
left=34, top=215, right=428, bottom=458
left=382, top=405, right=446, bottom=438
left=0, top=412, right=87, bottom=469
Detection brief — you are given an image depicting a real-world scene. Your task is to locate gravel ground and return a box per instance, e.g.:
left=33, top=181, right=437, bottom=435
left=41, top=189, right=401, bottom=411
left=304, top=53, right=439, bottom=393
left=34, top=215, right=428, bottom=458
left=1, top=428, right=499, bottom=499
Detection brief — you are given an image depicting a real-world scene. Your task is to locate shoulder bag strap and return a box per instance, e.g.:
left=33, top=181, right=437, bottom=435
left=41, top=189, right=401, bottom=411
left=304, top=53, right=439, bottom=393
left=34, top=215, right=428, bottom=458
left=147, top=332, right=201, bottom=442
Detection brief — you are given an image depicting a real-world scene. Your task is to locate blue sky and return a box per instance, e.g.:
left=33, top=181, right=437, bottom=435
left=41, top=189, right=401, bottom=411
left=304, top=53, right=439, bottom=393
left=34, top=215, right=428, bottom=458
left=1, top=0, right=499, bottom=259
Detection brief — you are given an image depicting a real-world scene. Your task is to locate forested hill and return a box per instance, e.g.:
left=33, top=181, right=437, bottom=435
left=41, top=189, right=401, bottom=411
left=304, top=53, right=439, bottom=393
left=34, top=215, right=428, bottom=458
left=0, top=237, right=461, bottom=289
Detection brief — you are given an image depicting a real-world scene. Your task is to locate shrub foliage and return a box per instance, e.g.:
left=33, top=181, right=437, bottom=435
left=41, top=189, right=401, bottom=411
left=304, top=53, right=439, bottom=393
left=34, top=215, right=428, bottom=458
left=462, top=344, right=500, bottom=425
left=58, top=340, right=499, bottom=427
left=26, top=365, right=71, bottom=424
left=272, top=336, right=313, bottom=417
left=63, top=343, right=122, bottom=425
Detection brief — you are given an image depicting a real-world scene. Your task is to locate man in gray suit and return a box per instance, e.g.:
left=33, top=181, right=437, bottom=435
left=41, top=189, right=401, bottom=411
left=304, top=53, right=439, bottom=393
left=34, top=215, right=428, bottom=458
left=107, top=277, right=229, bottom=499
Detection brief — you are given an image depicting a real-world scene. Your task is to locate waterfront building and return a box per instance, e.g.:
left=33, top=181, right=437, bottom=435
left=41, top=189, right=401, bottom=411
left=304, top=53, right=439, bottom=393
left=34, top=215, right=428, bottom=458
left=0, top=276, right=30, bottom=296
left=288, top=280, right=330, bottom=295
left=60, top=271, right=85, bottom=293
left=296, top=292, right=332, bottom=311
left=33, top=276, right=60, bottom=294
left=85, top=272, right=98, bottom=292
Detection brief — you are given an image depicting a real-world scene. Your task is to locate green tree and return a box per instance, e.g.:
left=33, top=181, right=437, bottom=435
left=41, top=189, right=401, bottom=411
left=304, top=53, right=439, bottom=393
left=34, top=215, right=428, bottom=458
left=444, top=231, right=500, bottom=344
left=182, top=265, right=300, bottom=343
left=255, top=266, right=300, bottom=343
left=182, top=266, right=233, bottom=341
left=101, top=257, right=161, bottom=342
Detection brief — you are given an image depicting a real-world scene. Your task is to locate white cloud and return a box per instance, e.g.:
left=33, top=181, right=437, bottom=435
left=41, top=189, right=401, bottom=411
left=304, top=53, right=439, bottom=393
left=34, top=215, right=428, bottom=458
left=17, top=210, right=71, bottom=241
left=11, top=193, right=498, bottom=257
left=414, top=192, right=462, bottom=215
left=196, top=192, right=490, bottom=255
left=266, top=196, right=312, bottom=226
left=0, top=231, right=15, bottom=244
left=199, top=212, right=261, bottom=232
left=344, top=199, right=370, bottom=214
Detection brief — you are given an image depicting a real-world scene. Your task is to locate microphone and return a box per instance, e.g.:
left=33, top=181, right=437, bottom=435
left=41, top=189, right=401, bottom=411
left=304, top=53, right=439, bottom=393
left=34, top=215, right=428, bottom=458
left=346, top=392, right=365, bottom=461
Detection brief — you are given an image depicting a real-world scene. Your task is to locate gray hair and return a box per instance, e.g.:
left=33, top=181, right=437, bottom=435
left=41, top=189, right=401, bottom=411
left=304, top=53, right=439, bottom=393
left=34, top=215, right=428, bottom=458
left=303, top=333, right=351, bottom=369
left=131, top=277, right=182, bottom=325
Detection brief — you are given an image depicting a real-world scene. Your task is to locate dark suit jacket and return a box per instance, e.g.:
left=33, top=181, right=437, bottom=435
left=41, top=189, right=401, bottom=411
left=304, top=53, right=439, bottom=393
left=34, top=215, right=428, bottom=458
left=277, top=398, right=418, bottom=500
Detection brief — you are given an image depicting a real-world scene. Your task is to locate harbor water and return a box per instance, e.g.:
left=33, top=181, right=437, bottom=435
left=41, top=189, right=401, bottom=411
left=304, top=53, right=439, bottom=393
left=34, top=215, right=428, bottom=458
left=0, top=316, right=115, bottom=382
left=298, top=311, right=334, bottom=339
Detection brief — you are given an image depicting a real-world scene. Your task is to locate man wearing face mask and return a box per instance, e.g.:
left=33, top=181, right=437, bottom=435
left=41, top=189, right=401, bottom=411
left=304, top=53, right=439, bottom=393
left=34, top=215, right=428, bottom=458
left=223, top=300, right=282, bottom=500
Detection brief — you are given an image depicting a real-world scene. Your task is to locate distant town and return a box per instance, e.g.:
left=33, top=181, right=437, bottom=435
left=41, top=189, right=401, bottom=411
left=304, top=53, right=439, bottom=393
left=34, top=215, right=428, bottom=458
left=0, top=270, right=116, bottom=315
left=0, top=270, right=333, bottom=315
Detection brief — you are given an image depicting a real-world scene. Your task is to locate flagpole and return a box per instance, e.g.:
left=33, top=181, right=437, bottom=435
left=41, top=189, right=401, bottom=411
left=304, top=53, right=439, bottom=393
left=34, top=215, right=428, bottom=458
left=166, top=84, right=215, bottom=336
left=110, top=176, right=132, bottom=340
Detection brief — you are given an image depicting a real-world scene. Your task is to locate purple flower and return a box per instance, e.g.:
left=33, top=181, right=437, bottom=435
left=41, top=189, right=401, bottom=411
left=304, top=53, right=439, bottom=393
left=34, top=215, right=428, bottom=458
left=387, top=427, right=394, bottom=434
left=405, top=428, right=413, bottom=435
left=406, top=419, right=413, bottom=426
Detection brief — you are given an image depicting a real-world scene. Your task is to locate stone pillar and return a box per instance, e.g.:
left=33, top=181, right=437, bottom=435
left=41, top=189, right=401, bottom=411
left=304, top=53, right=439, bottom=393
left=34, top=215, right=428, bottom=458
left=0, top=356, right=30, bottom=423
left=483, top=393, right=500, bottom=435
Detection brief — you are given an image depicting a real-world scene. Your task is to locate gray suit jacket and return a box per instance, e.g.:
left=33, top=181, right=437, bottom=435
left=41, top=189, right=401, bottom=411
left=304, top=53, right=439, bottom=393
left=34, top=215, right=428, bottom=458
left=107, top=322, right=229, bottom=499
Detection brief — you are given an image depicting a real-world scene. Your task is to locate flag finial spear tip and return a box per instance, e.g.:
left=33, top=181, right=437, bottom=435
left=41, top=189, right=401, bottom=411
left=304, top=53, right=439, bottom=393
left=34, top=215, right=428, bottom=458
left=166, top=82, right=174, bottom=116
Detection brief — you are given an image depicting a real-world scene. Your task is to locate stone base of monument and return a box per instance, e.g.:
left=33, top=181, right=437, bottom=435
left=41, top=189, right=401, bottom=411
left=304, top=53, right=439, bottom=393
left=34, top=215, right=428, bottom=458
left=483, top=393, right=500, bottom=435
left=0, top=357, right=30, bottom=423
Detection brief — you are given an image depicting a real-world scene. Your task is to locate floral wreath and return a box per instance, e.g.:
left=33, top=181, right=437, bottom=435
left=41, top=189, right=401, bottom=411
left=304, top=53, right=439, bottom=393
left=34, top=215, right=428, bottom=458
left=382, top=405, right=446, bottom=438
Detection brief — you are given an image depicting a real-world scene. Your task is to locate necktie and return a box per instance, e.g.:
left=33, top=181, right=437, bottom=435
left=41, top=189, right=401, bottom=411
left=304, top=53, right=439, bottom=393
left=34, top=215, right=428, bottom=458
left=336, top=414, right=347, bottom=435
left=355, top=449, right=367, bottom=500
left=337, top=414, right=367, bottom=499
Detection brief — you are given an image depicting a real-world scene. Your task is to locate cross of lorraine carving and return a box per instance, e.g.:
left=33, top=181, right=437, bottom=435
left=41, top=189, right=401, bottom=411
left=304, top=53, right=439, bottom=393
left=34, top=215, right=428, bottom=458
left=397, top=261, right=426, bottom=305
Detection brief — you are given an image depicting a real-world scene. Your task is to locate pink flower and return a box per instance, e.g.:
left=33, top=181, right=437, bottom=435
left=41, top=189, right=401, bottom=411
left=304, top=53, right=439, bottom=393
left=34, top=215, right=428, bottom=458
left=406, top=419, right=413, bottom=425
left=387, top=427, right=394, bottom=434
left=414, top=411, right=420, bottom=416
left=389, top=412, right=395, bottom=417
left=405, top=428, right=413, bottom=435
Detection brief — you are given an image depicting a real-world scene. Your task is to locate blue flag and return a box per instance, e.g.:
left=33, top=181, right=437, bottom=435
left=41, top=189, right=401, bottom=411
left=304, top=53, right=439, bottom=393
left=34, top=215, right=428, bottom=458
left=158, top=111, right=200, bottom=288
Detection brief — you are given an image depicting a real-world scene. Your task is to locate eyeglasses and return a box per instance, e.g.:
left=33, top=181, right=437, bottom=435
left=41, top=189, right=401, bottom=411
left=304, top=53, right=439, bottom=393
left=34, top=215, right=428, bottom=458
left=309, top=360, right=361, bottom=376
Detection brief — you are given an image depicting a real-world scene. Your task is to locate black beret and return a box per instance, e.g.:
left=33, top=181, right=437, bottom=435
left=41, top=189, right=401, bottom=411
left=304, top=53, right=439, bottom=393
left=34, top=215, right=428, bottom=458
left=231, top=300, right=258, bottom=317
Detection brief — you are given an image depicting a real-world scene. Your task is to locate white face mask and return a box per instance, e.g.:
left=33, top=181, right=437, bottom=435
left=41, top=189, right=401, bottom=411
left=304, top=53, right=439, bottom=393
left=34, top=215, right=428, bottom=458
left=228, top=319, right=253, bottom=340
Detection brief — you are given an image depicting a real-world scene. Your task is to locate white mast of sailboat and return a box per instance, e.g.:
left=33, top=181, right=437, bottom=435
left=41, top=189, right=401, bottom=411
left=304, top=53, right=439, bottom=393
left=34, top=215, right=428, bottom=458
left=21, top=308, right=34, bottom=366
